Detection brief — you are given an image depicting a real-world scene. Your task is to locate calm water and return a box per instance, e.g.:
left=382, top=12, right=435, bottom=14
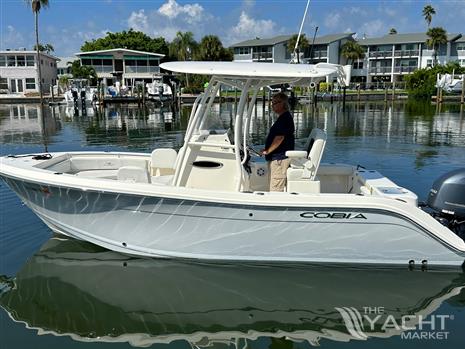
left=0, top=101, right=465, bottom=349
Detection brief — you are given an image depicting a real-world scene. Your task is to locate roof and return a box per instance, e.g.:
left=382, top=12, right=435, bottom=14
left=76, top=48, right=164, bottom=58
left=57, top=57, right=77, bottom=68
left=0, top=50, right=60, bottom=61
left=230, top=35, right=293, bottom=48
left=312, top=33, right=355, bottom=45
left=160, top=61, right=346, bottom=79
left=359, top=32, right=462, bottom=46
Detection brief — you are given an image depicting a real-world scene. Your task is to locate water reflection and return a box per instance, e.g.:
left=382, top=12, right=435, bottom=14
left=1, top=102, right=464, bottom=151
left=0, top=237, right=464, bottom=348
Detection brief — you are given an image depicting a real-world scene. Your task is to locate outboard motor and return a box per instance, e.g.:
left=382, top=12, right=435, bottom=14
left=426, top=169, right=465, bottom=240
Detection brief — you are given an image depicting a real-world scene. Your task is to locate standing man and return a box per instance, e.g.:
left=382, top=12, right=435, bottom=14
left=261, top=92, right=295, bottom=191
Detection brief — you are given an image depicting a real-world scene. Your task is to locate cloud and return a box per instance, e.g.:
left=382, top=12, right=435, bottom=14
left=127, top=9, right=149, bottom=32
left=359, top=19, right=385, bottom=37
left=324, top=12, right=341, bottom=29
left=126, top=1, right=214, bottom=41
left=158, top=0, right=205, bottom=24
left=226, top=11, right=279, bottom=44
left=1, top=25, right=26, bottom=50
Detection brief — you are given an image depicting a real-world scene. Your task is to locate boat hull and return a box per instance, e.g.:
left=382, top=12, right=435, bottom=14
left=2, top=175, right=465, bottom=266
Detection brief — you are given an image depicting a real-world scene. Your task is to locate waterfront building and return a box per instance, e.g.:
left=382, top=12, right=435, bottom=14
left=0, top=49, right=59, bottom=94
left=356, top=33, right=463, bottom=83
left=231, top=35, right=293, bottom=63
left=57, top=57, right=75, bottom=78
left=231, top=33, right=354, bottom=65
left=76, top=48, right=165, bottom=87
left=303, top=33, right=356, bottom=65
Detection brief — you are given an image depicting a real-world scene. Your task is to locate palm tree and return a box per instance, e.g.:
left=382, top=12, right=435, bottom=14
left=341, top=40, right=365, bottom=65
left=288, top=34, right=309, bottom=63
left=198, top=35, right=226, bottom=61
left=389, top=28, right=397, bottom=35
left=422, top=5, right=436, bottom=28
left=26, top=0, right=49, bottom=104
left=169, top=31, right=197, bottom=61
left=426, top=27, right=448, bottom=66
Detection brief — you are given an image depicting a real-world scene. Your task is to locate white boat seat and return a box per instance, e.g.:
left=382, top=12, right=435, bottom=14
left=151, top=148, right=177, bottom=176
left=151, top=175, right=174, bottom=186
left=286, top=128, right=326, bottom=193
left=117, top=166, right=150, bottom=183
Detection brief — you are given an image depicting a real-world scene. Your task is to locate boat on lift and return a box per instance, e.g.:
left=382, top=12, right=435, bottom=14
left=1, top=61, right=465, bottom=266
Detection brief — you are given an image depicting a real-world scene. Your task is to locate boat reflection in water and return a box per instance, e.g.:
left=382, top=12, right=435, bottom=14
left=1, top=237, right=464, bottom=347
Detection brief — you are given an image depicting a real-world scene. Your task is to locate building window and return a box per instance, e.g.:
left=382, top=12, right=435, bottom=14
left=26, top=55, right=35, bottom=66
left=0, top=55, right=5, bottom=66
left=25, top=78, right=36, bottom=89
left=459, top=59, right=465, bottom=67
left=7, top=56, right=16, bottom=66
left=234, top=47, right=250, bottom=55
left=457, top=43, right=465, bottom=51
left=0, top=78, right=8, bottom=90
left=41, top=59, right=44, bottom=65
left=353, top=61, right=363, bottom=69
left=426, top=59, right=433, bottom=67
left=17, top=55, right=25, bottom=66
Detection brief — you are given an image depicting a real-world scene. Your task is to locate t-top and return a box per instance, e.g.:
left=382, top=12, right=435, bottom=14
left=264, top=111, right=295, bottom=161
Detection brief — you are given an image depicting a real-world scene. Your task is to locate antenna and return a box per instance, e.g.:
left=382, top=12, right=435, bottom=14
left=292, top=0, right=311, bottom=63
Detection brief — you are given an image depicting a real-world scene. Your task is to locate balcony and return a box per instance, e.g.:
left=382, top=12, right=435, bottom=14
left=124, top=66, right=160, bottom=74
left=252, top=52, right=272, bottom=61
left=393, top=66, right=417, bottom=73
left=369, top=67, right=392, bottom=74
left=369, top=51, right=392, bottom=58
left=92, top=66, right=113, bottom=73
left=394, top=50, right=419, bottom=57
left=310, top=50, right=328, bottom=59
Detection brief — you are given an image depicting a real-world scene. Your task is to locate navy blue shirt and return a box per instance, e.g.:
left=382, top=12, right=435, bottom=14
left=265, top=111, right=295, bottom=161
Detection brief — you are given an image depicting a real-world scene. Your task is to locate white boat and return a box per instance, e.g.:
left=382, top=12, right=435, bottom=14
left=1, top=237, right=463, bottom=347
left=1, top=61, right=465, bottom=266
left=146, top=79, right=173, bottom=101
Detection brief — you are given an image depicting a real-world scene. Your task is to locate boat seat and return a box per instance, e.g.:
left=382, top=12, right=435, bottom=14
left=117, top=166, right=150, bottom=183
left=150, top=148, right=177, bottom=176
left=285, top=128, right=327, bottom=193
left=151, top=175, right=174, bottom=186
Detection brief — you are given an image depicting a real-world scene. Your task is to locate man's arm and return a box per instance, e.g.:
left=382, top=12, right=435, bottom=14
left=261, top=136, right=284, bottom=156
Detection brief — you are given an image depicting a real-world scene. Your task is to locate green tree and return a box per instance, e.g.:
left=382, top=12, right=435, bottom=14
left=196, top=35, right=232, bottom=61
left=405, top=63, right=465, bottom=99
left=288, top=34, right=309, bottom=63
left=33, top=43, right=54, bottom=53
left=169, top=31, right=198, bottom=61
left=341, top=40, right=365, bottom=64
left=81, top=29, right=169, bottom=56
left=69, top=60, right=97, bottom=84
left=26, top=0, right=49, bottom=102
left=426, top=27, right=448, bottom=66
left=389, top=28, right=397, bottom=35
left=422, top=5, right=436, bottom=28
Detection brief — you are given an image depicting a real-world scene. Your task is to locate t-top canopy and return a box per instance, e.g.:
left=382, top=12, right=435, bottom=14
left=160, top=61, right=351, bottom=85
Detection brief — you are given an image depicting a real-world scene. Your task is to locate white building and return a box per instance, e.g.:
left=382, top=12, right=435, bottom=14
left=355, top=33, right=463, bottom=83
left=231, top=35, right=293, bottom=63
left=76, top=48, right=165, bottom=87
left=0, top=50, right=59, bottom=94
left=57, top=56, right=76, bottom=78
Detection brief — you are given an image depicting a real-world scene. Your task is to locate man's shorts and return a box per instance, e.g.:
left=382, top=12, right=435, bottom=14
left=269, top=158, right=290, bottom=192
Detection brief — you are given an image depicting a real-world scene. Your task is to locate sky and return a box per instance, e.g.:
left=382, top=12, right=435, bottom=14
left=1, top=0, right=464, bottom=57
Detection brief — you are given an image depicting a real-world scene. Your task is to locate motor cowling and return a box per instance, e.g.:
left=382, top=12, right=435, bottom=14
left=427, top=168, right=465, bottom=239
